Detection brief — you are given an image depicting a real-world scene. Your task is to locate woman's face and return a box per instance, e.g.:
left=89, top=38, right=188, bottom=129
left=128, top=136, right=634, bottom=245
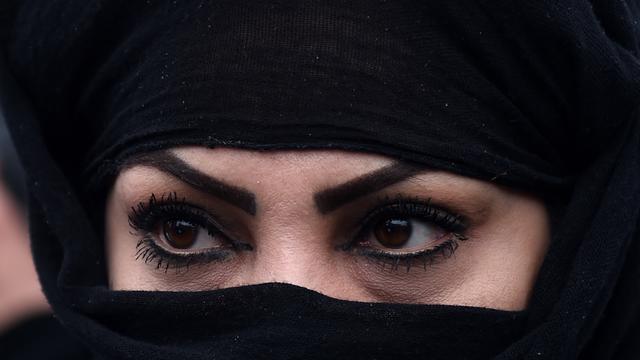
left=105, top=147, right=549, bottom=310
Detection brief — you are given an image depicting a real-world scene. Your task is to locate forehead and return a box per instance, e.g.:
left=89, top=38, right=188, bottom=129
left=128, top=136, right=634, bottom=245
left=171, top=146, right=396, bottom=177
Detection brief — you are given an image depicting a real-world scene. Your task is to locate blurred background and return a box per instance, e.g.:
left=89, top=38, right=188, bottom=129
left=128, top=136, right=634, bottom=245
left=0, top=106, right=94, bottom=359
left=0, top=109, right=51, bottom=325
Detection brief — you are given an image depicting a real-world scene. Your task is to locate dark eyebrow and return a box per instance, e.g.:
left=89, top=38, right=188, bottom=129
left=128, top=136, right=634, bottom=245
left=123, top=150, right=257, bottom=216
left=313, top=162, right=424, bottom=214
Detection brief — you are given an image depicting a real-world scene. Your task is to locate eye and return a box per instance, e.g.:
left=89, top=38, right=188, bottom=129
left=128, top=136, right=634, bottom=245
left=159, top=219, right=223, bottom=251
left=343, top=198, right=469, bottom=271
left=129, top=193, right=254, bottom=272
left=366, top=215, right=448, bottom=251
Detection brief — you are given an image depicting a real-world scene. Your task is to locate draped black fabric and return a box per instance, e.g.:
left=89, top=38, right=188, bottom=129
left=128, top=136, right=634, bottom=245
left=0, top=1, right=639, bottom=359
left=0, top=313, right=91, bottom=360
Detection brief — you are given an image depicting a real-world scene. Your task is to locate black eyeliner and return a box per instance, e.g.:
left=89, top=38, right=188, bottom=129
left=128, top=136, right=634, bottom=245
left=341, top=195, right=470, bottom=271
left=128, top=192, right=251, bottom=273
left=135, top=236, right=236, bottom=273
left=355, top=236, right=466, bottom=272
left=354, top=196, right=469, bottom=234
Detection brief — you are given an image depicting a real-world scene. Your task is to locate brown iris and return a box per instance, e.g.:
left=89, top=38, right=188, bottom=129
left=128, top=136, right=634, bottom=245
left=373, top=217, right=413, bottom=248
left=162, top=220, right=198, bottom=249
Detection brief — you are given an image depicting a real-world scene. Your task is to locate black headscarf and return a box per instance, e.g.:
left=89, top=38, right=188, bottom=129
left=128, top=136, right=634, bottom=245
left=1, top=1, right=639, bottom=359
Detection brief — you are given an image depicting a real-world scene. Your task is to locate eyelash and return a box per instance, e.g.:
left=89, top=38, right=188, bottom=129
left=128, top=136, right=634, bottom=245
left=127, top=193, right=470, bottom=273
left=128, top=193, right=250, bottom=273
left=343, top=195, right=469, bottom=272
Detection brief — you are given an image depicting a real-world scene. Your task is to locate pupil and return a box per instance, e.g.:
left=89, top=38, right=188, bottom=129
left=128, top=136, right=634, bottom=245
left=374, top=217, right=412, bottom=248
left=163, top=220, right=197, bottom=249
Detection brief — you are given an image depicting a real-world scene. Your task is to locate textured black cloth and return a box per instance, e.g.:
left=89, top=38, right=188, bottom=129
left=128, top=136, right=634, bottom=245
left=1, top=0, right=639, bottom=359
left=0, top=314, right=90, bottom=360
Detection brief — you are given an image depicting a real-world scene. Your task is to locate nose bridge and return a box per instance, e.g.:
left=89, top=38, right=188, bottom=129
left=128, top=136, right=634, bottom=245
left=242, top=170, right=338, bottom=289
left=246, top=202, right=335, bottom=287
left=249, top=225, right=329, bottom=287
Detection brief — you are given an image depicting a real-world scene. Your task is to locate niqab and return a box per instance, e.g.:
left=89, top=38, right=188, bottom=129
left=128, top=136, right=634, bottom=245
left=1, top=1, right=639, bottom=359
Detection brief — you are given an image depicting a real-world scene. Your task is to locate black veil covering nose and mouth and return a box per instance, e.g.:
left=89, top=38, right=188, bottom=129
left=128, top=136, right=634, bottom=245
left=1, top=0, right=639, bottom=359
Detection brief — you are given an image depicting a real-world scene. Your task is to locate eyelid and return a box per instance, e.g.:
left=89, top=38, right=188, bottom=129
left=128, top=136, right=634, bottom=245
left=128, top=193, right=253, bottom=250
left=176, top=204, right=240, bottom=245
left=339, top=195, right=469, bottom=251
left=129, top=192, right=252, bottom=244
left=355, top=196, right=469, bottom=233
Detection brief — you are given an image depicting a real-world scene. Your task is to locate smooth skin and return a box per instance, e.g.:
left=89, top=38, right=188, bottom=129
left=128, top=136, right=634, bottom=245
left=106, top=147, right=549, bottom=311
